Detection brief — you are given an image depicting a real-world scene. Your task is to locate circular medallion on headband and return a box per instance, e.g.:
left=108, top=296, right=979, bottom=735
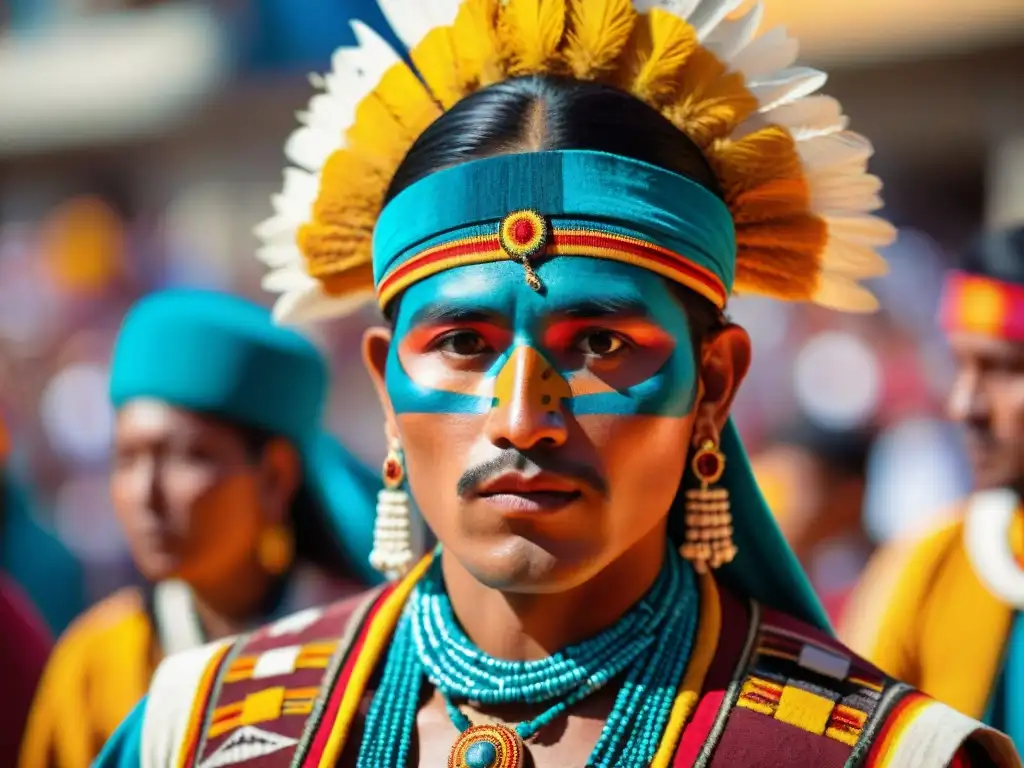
left=498, top=210, right=547, bottom=292
left=448, top=724, right=524, bottom=768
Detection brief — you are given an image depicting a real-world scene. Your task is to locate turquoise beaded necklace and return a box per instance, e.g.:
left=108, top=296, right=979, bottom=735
left=354, top=546, right=699, bottom=768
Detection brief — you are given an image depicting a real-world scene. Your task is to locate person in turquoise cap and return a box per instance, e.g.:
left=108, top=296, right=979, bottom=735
left=94, top=1, right=1019, bottom=766
left=21, top=288, right=381, bottom=768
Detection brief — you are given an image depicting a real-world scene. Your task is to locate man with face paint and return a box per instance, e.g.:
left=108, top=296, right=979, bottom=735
left=843, top=225, right=1024, bottom=752
left=94, top=2, right=1020, bottom=767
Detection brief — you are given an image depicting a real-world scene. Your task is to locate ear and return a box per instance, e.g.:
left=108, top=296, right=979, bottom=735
left=691, top=323, right=752, bottom=443
left=362, top=325, right=400, bottom=443
left=258, top=439, right=302, bottom=525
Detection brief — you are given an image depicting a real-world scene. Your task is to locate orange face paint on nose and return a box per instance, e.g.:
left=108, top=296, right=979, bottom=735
left=491, top=346, right=571, bottom=414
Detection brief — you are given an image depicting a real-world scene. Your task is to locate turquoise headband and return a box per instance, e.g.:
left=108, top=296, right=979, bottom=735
left=109, top=289, right=381, bottom=586
left=373, top=150, right=737, bottom=303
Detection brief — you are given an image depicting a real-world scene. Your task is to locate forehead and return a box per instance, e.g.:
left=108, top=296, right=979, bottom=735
left=116, top=399, right=227, bottom=442
left=947, top=331, right=1024, bottom=362
left=392, top=258, right=683, bottom=325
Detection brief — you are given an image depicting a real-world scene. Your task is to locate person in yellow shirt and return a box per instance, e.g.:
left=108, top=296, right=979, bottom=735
left=19, top=289, right=382, bottom=768
left=842, top=225, right=1024, bottom=749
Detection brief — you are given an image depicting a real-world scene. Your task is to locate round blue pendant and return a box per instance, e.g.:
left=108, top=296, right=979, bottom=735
left=464, top=740, right=498, bottom=768
left=448, top=724, right=523, bottom=768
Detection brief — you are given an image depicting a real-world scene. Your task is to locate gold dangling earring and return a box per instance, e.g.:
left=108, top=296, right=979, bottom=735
left=258, top=525, right=295, bottom=576
left=370, top=438, right=415, bottom=579
left=680, top=438, right=737, bottom=574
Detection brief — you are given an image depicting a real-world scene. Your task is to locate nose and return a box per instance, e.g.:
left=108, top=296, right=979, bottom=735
left=140, top=456, right=167, bottom=519
left=947, top=366, right=989, bottom=425
left=484, top=345, right=570, bottom=450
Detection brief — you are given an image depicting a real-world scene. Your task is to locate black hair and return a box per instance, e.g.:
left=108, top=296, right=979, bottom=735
left=959, top=225, right=1024, bottom=286
left=383, top=75, right=728, bottom=349
left=232, top=423, right=355, bottom=578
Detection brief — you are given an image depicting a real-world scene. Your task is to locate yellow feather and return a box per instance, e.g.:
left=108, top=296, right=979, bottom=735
left=500, top=0, right=567, bottom=76
left=614, top=9, right=697, bottom=106
left=411, top=27, right=465, bottom=108
left=564, top=0, right=637, bottom=80
left=666, top=47, right=757, bottom=149
left=450, top=0, right=506, bottom=87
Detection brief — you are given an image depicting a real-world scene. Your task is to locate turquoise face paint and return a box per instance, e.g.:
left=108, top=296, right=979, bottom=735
left=385, top=258, right=698, bottom=417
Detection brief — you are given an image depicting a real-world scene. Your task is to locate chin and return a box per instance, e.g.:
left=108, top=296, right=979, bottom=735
left=970, top=462, right=1016, bottom=493
left=454, top=533, right=604, bottom=594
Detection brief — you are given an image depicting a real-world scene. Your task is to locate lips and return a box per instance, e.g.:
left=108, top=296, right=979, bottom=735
left=473, top=472, right=582, bottom=513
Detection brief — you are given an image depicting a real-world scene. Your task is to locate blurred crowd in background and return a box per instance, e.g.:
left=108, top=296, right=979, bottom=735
left=1, top=0, right=1023, bottom=632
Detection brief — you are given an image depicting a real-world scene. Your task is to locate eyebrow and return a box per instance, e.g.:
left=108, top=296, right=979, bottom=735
left=407, top=303, right=504, bottom=327
left=554, top=297, right=651, bottom=320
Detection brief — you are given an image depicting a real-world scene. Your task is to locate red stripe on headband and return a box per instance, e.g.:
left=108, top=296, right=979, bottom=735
left=939, top=271, right=1024, bottom=341
left=377, top=227, right=728, bottom=309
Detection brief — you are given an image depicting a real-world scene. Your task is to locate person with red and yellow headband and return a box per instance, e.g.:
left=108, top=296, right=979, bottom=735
left=95, top=2, right=1018, bottom=766
left=843, top=225, right=1024, bottom=753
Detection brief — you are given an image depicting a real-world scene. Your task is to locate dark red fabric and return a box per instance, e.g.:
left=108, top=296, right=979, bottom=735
left=0, top=575, right=51, bottom=768
left=709, top=707, right=851, bottom=768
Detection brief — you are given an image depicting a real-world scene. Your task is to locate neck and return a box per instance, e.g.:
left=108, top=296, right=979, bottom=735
left=189, top=562, right=278, bottom=639
left=441, top=525, right=668, bottom=660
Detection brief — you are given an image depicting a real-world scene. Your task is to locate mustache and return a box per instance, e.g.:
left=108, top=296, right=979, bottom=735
left=456, top=449, right=608, bottom=499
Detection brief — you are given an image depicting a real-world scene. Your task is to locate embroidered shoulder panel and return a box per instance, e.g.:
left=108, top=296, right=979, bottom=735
left=693, top=605, right=1021, bottom=768
left=702, top=607, right=905, bottom=768
left=179, top=588, right=384, bottom=768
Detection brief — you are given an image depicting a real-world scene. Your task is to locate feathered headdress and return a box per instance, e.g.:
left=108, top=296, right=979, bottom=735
left=256, top=0, right=894, bottom=324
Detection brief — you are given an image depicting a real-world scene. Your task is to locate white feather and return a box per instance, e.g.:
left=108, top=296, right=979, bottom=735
left=823, top=214, right=897, bottom=247
left=631, top=0, right=701, bottom=18
left=376, top=0, right=461, bottom=49
left=284, top=126, right=341, bottom=174
left=730, top=27, right=799, bottom=82
left=798, top=131, right=873, bottom=172
left=763, top=96, right=847, bottom=141
left=688, top=0, right=744, bottom=40
left=810, top=172, right=883, bottom=213
left=820, top=238, right=889, bottom=278
left=254, top=216, right=301, bottom=246
left=282, top=168, right=319, bottom=208
left=812, top=273, right=879, bottom=313
left=304, top=93, right=352, bottom=139
left=704, top=1, right=764, bottom=63
left=274, top=285, right=376, bottom=326
left=321, top=23, right=406, bottom=132
left=256, top=244, right=305, bottom=269
left=263, top=267, right=319, bottom=292
left=269, top=188, right=313, bottom=225
left=749, top=66, right=826, bottom=112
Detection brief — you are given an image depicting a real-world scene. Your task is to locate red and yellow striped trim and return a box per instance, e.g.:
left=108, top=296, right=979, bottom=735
left=940, top=270, right=1024, bottom=341
left=175, top=643, right=232, bottom=768
left=650, top=572, right=722, bottom=768
left=864, top=692, right=932, bottom=767
left=310, top=555, right=435, bottom=768
left=377, top=228, right=728, bottom=310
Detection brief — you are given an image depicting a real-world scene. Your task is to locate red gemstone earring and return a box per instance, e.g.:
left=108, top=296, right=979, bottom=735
left=370, top=438, right=415, bottom=579
left=680, top=438, right=737, bottom=574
